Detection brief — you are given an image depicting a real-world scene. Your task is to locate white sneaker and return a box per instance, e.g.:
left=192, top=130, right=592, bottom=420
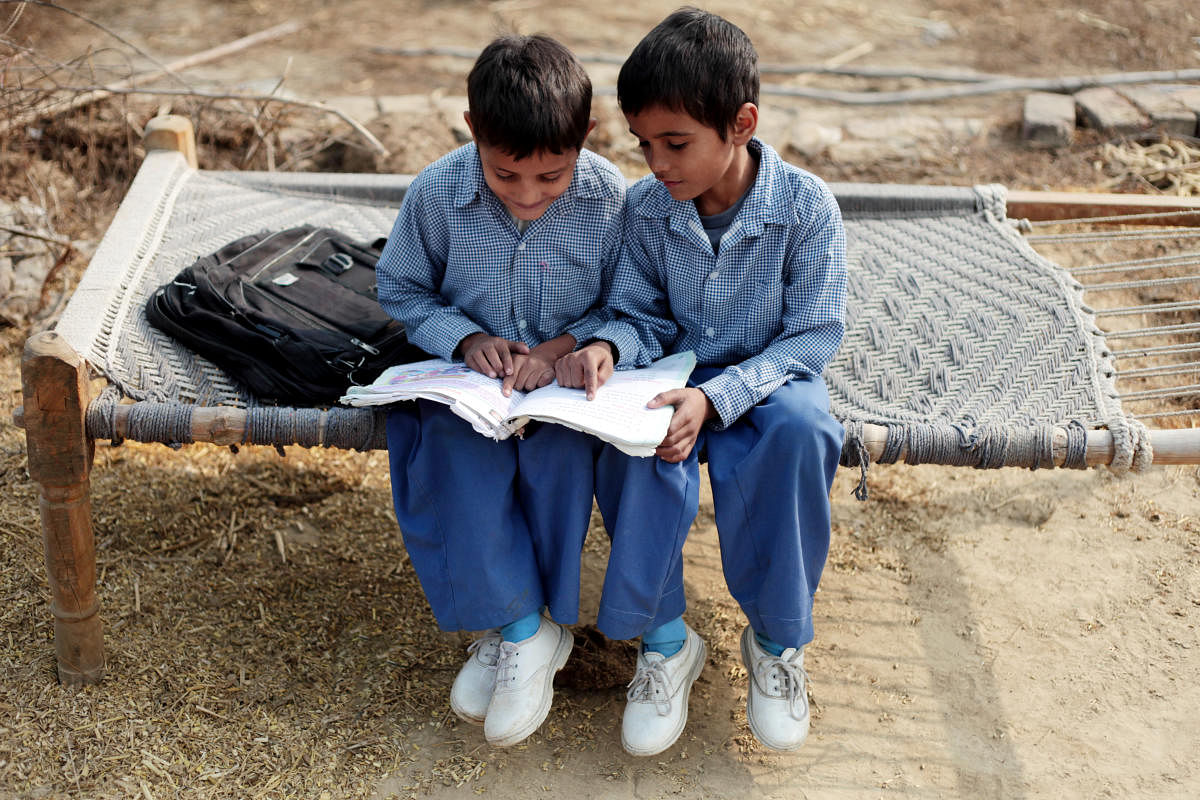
left=483, top=615, right=573, bottom=747
left=621, top=624, right=706, bottom=756
left=450, top=629, right=502, bottom=724
left=740, top=626, right=810, bottom=751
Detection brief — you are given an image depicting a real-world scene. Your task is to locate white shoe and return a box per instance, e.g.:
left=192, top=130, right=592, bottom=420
left=740, top=626, right=810, bottom=751
left=621, top=624, right=706, bottom=756
left=450, top=629, right=502, bottom=724
left=483, top=615, right=573, bottom=747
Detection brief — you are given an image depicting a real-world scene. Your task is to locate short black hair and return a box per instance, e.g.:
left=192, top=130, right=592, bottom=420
left=467, top=34, right=593, bottom=160
left=618, top=7, right=759, bottom=140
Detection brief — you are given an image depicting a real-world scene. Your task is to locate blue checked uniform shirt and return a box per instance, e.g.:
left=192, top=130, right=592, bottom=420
left=594, top=139, right=847, bottom=429
left=375, top=143, right=626, bottom=361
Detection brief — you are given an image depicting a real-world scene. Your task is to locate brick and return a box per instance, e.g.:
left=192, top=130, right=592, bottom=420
left=1117, top=85, right=1197, bottom=136
left=1159, top=84, right=1200, bottom=135
left=1074, top=86, right=1149, bottom=136
left=1022, top=92, right=1075, bottom=148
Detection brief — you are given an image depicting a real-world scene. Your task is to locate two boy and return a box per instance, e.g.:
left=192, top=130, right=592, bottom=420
left=378, top=7, right=846, bottom=756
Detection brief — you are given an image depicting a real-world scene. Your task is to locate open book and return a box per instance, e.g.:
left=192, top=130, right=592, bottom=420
left=339, top=351, right=696, bottom=457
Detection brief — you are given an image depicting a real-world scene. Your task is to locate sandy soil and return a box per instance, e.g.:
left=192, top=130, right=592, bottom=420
left=3, top=1, right=1199, bottom=799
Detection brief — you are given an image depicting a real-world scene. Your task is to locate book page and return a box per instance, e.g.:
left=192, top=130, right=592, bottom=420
left=340, top=359, right=525, bottom=439
left=512, top=351, right=696, bottom=457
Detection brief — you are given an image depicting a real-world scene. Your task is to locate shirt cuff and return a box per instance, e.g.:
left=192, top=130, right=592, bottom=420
left=698, top=371, right=759, bottom=430
left=591, top=321, right=646, bottom=368
left=412, top=312, right=484, bottom=362
left=565, top=316, right=603, bottom=349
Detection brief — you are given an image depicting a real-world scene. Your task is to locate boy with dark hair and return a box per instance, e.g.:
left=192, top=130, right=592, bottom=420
left=561, top=7, right=847, bottom=754
left=374, top=34, right=638, bottom=748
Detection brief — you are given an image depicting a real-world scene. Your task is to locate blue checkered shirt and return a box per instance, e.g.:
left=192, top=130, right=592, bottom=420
left=376, top=143, right=626, bottom=361
left=593, top=139, right=847, bottom=429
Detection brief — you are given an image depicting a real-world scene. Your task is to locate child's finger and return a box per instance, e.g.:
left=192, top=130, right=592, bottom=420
left=647, top=388, right=683, bottom=409
left=583, top=365, right=599, bottom=400
left=498, top=343, right=514, bottom=376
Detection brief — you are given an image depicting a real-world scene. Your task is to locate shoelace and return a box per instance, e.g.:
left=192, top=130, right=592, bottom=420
left=494, top=641, right=522, bottom=685
left=626, top=657, right=673, bottom=716
left=753, top=647, right=808, bottom=721
left=467, top=631, right=502, bottom=668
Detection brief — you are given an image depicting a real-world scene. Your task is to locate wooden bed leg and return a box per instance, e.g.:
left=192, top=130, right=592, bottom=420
left=21, top=331, right=105, bottom=685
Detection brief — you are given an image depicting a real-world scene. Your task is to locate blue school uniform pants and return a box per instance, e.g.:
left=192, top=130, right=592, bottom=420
left=598, top=369, right=843, bottom=649
left=518, top=423, right=697, bottom=641
left=386, top=400, right=695, bottom=637
left=698, top=369, right=842, bottom=648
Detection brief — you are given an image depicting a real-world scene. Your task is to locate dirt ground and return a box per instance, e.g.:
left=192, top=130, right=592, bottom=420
left=2, top=1, right=1199, bottom=798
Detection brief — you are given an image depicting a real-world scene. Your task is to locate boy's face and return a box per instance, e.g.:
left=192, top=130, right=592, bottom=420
left=625, top=103, right=758, bottom=215
left=474, top=142, right=580, bottom=222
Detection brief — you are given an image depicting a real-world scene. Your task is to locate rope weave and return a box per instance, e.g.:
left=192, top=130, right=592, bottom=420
left=60, top=156, right=1152, bottom=489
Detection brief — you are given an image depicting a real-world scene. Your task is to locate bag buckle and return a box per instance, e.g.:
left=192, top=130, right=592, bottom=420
left=322, top=252, right=355, bottom=274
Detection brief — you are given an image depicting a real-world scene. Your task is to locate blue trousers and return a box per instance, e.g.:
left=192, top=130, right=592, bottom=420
left=386, top=400, right=695, bottom=638
left=519, top=423, right=697, bottom=641
left=597, top=370, right=843, bottom=649
left=695, top=369, right=843, bottom=648
left=387, top=401, right=544, bottom=631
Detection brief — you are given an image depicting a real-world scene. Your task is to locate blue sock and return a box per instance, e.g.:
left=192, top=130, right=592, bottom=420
left=642, top=616, right=687, bottom=658
left=501, top=611, right=542, bottom=642
left=754, top=630, right=786, bottom=656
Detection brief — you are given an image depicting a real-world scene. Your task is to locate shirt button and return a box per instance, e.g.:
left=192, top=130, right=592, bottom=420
left=708, top=271, right=719, bottom=281
left=705, top=327, right=715, bottom=337
left=517, top=242, right=526, bottom=251
left=518, top=320, right=528, bottom=330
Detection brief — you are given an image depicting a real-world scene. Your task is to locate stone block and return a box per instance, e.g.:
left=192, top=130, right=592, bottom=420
left=1158, top=84, right=1200, bottom=135
left=1117, top=85, right=1197, bottom=136
left=844, top=115, right=943, bottom=143
left=323, top=95, right=383, bottom=123
left=431, top=94, right=473, bottom=143
left=376, top=95, right=440, bottom=117
left=1074, top=87, right=1149, bottom=136
left=754, top=105, right=795, bottom=155
left=789, top=120, right=844, bottom=157
left=1022, top=92, right=1075, bottom=148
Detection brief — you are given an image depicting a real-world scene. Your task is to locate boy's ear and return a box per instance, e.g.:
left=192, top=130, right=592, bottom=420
left=463, top=111, right=474, bottom=139
left=730, top=103, right=758, bottom=145
left=583, top=117, right=597, bottom=143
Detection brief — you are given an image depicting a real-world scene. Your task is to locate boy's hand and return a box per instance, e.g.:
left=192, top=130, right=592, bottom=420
left=502, top=347, right=557, bottom=396
left=460, top=333, right=530, bottom=379
left=647, top=387, right=716, bottom=463
left=555, top=341, right=614, bottom=400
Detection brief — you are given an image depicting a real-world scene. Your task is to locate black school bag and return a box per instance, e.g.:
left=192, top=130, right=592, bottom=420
left=145, top=225, right=426, bottom=405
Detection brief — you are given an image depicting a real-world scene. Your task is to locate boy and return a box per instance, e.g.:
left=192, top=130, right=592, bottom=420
left=374, top=34, right=636, bottom=748
left=562, top=8, right=847, bottom=753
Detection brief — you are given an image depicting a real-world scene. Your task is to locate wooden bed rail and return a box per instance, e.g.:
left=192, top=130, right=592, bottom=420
left=18, top=401, right=1198, bottom=469
left=1006, top=190, right=1200, bottom=227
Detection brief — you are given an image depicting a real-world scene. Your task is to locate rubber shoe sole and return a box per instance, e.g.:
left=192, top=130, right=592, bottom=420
left=450, top=698, right=486, bottom=725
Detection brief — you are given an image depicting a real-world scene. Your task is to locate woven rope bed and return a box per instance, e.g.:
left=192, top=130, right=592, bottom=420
left=60, top=151, right=1153, bottom=467
left=18, top=118, right=1197, bottom=685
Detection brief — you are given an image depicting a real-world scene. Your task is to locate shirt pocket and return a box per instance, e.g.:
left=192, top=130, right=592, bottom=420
left=537, top=253, right=603, bottom=335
